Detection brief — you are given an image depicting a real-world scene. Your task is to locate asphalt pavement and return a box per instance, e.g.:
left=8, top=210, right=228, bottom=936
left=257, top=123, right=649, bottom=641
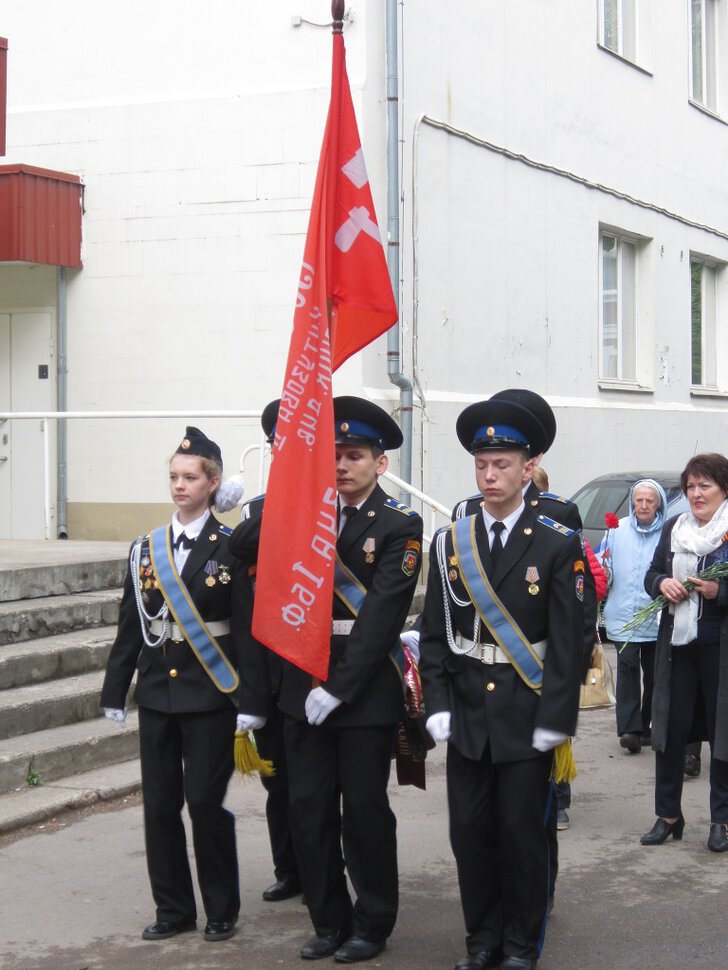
left=2, top=659, right=728, bottom=970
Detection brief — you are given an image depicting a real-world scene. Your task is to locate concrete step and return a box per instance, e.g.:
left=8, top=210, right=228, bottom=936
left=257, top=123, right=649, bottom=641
left=0, top=627, right=116, bottom=689
left=0, top=757, right=141, bottom=835
left=0, top=541, right=128, bottom=603
left=0, top=590, right=122, bottom=646
left=0, top=670, right=107, bottom=741
left=0, top=711, right=139, bottom=795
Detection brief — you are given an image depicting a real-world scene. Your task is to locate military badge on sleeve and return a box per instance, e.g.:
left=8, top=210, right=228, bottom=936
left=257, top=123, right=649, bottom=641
left=575, top=574, right=584, bottom=602
left=402, top=549, right=419, bottom=577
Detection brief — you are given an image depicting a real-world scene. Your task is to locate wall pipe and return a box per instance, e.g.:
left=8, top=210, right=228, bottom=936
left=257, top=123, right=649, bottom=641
left=385, top=0, right=413, bottom=497
left=56, top=266, right=68, bottom=538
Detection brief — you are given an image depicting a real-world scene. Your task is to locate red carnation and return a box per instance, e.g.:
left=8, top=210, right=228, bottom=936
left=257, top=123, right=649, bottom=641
left=605, top=513, right=620, bottom=529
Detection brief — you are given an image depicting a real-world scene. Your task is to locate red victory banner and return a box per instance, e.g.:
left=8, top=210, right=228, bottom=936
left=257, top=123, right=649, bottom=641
left=251, top=8, right=397, bottom=679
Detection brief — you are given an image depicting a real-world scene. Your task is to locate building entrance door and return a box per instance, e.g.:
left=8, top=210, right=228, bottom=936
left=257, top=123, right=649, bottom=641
left=0, top=310, right=55, bottom=539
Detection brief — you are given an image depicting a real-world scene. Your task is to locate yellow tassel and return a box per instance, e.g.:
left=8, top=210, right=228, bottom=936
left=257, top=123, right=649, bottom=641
left=551, top=738, right=577, bottom=784
left=234, top=731, right=276, bottom=778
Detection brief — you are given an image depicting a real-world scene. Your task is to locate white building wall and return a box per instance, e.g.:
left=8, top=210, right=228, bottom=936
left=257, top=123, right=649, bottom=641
left=392, top=0, right=728, bottom=510
left=2, top=1, right=728, bottom=536
left=3, top=2, right=391, bottom=535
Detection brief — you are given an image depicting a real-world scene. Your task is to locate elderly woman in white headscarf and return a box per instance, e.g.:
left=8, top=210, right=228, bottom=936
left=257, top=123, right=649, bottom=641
left=641, top=453, right=728, bottom=852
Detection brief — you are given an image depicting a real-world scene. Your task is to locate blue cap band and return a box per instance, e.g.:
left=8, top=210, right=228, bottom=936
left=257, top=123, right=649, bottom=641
left=472, top=424, right=529, bottom=448
left=336, top=419, right=385, bottom=449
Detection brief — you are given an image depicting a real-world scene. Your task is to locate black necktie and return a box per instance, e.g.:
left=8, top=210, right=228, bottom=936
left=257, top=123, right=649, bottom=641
left=339, top=505, right=357, bottom=539
left=174, top=532, right=195, bottom=551
left=490, top=521, right=506, bottom=570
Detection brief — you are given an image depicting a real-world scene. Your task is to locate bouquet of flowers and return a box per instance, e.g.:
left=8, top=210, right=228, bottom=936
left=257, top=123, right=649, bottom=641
left=618, top=559, right=728, bottom=648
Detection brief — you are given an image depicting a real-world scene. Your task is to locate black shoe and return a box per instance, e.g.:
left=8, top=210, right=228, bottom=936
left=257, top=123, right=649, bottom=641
left=141, top=918, right=196, bottom=940
left=454, top=949, right=502, bottom=970
left=203, top=918, right=237, bottom=941
left=640, top=816, right=685, bottom=845
left=556, top=808, right=569, bottom=830
left=500, top=958, right=537, bottom=970
left=262, top=877, right=303, bottom=901
left=334, top=936, right=386, bottom=963
left=301, top=929, right=350, bottom=960
left=619, top=733, right=641, bottom=753
left=708, top=823, right=728, bottom=852
left=640, top=733, right=652, bottom=747
left=684, top=754, right=702, bottom=778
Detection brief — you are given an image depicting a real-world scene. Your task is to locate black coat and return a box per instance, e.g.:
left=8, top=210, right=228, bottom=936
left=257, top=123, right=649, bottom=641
left=645, top=514, right=728, bottom=759
left=420, top=504, right=583, bottom=763
left=100, top=515, right=245, bottom=713
left=233, top=483, right=424, bottom=727
left=453, top=482, right=597, bottom=678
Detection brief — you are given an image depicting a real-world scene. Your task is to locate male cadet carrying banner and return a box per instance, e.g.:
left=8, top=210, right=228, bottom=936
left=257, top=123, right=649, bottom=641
left=419, top=395, right=583, bottom=970
left=238, top=396, right=423, bottom=964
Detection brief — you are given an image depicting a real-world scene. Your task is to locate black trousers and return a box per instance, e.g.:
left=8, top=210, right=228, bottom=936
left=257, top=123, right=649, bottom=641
left=655, top=639, right=728, bottom=822
left=254, top=703, right=299, bottom=882
left=446, top=742, right=553, bottom=961
left=284, top=716, right=398, bottom=942
left=614, top=640, right=655, bottom=737
left=138, top=705, right=239, bottom=922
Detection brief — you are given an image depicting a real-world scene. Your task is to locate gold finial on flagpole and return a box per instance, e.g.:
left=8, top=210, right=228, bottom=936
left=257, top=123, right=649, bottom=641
left=332, top=0, right=345, bottom=33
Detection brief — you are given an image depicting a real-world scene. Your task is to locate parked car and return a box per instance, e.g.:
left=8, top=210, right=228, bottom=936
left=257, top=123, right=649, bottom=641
left=570, top=471, right=690, bottom=552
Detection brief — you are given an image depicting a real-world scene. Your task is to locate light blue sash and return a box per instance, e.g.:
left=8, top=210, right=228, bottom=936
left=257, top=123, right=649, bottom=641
left=451, top=515, right=543, bottom=692
left=148, top=526, right=239, bottom=694
left=333, top=555, right=405, bottom=680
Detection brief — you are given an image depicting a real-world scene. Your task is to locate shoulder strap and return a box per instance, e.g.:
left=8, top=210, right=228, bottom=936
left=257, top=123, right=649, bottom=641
left=451, top=515, right=543, bottom=692
left=148, top=526, right=239, bottom=694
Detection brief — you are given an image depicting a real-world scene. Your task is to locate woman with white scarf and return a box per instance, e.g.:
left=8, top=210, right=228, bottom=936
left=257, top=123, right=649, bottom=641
left=641, top=453, right=728, bottom=852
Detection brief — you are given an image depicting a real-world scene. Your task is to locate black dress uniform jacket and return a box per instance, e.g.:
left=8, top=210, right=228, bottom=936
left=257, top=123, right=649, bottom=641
left=235, top=483, right=423, bottom=726
left=101, top=515, right=245, bottom=712
left=421, top=502, right=583, bottom=762
left=453, top=481, right=597, bottom=679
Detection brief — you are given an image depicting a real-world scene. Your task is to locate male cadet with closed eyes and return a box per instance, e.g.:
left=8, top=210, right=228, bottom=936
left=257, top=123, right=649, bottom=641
left=237, top=396, right=423, bottom=964
left=451, top=390, right=598, bottom=885
left=419, top=395, right=584, bottom=970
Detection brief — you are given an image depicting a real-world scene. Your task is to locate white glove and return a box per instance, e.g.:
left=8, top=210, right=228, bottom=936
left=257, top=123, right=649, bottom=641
left=305, top=687, right=343, bottom=726
left=236, top=713, right=267, bottom=732
left=103, top=707, right=127, bottom=727
left=400, top=628, right=421, bottom=664
left=532, top=728, right=568, bottom=752
left=426, top=711, right=451, bottom=743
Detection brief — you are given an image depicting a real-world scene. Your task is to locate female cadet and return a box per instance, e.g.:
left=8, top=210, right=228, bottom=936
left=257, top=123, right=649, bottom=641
left=100, top=427, right=245, bottom=942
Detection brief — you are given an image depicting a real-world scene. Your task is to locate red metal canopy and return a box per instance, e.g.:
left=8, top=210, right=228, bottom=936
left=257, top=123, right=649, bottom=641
left=0, top=164, right=83, bottom=268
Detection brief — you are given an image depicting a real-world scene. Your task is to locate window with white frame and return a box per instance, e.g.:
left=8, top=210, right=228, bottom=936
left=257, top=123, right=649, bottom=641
left=691, top=0, right=718, bottom=110
left=600, top=231, right=637, bottom=381
left=600, top=0, right=638, bottom=61
left=691, top=257, right=718, bottom=387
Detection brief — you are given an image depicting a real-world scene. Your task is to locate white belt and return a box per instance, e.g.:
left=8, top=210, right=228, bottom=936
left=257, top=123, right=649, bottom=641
left=332, top=619, right=356, bottom=635
left=456, top=634, right=547, bottom=665
left=149, top=618, right=231, bottom=643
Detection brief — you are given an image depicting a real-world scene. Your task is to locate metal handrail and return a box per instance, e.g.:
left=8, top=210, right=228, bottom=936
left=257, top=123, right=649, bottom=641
left=1, top=410, right=452, bottom=544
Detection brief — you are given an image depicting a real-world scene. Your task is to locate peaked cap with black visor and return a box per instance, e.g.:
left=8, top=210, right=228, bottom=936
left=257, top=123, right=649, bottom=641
left=489, top=388, right=556, bottom=454
left=260, top=399, right=281, bottom=445
left=456, top=398, right=549, bottom=457
left=333, top=396, right=403, bottom=451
